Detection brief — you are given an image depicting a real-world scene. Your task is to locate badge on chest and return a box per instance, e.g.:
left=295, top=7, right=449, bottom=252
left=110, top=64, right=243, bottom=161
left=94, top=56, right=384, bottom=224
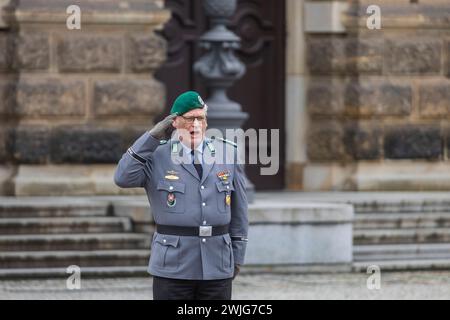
left=167, top=192, right=176, bottom=207
left=164, top=170, right=179, bottom=207
left=165, top=170, right=179, bottom=181
left=217, top=170, right=232, bottom=207
left=217, top=170, right=230, bottom=182
left=225, top=194, right=231, bottom=206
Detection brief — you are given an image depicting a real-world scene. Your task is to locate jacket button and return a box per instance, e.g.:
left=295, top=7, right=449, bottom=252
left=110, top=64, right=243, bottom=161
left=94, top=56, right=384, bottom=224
left=203, top=221, right=207, bottom=225
left=201, top=186, right=205, bottom=190
left=163, top=239, right=166, bottom=243
left=202, top=239, right=206, bottom=243
left=202, top=202, right=206, bottom=207
left=169, top=186, right=174, bottom=191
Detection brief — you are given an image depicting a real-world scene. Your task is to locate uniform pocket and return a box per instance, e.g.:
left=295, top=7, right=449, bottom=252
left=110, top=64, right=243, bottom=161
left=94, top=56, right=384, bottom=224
left=152, top=233, right=180, bottom=271
left=215, top=181, right=235, bottom=214
left=157, top=181, right=186, bottom=214
left=221, top=234, right=233, bottom=270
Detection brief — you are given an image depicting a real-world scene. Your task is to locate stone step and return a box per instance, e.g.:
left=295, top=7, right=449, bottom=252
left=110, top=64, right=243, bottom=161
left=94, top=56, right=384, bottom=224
left=354, top=243, right=450, bottom=261
left=0, top=234, right=150, bottom=251
left=353, top=259, right=450, bottom=272
left=0, top=250, right=150, bottom=269
left=354, top=212, right=450, bottom=230
left=354, top=228, right=450, bottom=245
left=0, top=217, right=132, bottom=235
left=0, top=198, right=109, bottom=218
left=351, top=197, right=450, bottom=214
left=0, top=266, right=150, bottom=279
left=354, top=204, right=450, bottom=214
left=258, top=192, right=450, bottom=214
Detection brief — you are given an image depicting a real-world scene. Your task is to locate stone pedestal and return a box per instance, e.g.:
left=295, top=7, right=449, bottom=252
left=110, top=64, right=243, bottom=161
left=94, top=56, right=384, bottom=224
left=245, top=201, right=354, bottom=269
left=0, top=0, right=170, bottom=196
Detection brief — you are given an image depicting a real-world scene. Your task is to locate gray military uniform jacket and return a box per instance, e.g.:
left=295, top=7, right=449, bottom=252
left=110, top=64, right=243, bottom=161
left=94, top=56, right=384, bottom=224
left=114, top=131, right=249, bottom=280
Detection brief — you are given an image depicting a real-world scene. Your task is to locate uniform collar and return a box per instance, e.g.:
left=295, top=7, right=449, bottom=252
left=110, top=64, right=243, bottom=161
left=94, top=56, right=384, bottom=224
left=180, top=139, right=204, bottom=155
left=172, top=138, right=215, bottom=183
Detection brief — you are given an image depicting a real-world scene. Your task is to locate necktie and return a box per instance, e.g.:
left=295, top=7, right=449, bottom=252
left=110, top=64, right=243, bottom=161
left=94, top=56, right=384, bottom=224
left=191, top=150, right=203, bottom=179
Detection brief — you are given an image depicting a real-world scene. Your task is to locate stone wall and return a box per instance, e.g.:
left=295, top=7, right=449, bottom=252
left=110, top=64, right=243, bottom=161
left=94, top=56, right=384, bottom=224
left=0, top=0, right=170, bottom=195
left=303, top=0, right=450, bottom=190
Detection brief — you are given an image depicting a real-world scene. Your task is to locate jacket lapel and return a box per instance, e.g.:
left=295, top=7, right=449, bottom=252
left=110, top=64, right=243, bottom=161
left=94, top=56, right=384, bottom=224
left=201, top=139, right=216, bottom=185
left=172, top=139, right=215, bottom=182
left=180, top=150, right=200, bottom=181
left=171, top=140, right=200, bottom=181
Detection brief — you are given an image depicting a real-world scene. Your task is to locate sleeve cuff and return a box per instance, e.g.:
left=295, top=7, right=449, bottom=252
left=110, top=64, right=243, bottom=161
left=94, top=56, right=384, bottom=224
left=232, top=241, right=247, bottom=265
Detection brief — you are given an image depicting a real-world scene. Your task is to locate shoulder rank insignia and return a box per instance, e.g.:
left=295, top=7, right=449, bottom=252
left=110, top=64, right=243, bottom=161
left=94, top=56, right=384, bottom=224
left=215, top=137, right=237, bottom=148
left=159, top=140, right=168, bottom=145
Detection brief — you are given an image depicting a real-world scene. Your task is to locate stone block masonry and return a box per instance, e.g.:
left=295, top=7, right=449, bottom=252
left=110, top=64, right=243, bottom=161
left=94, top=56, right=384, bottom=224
left=303, top=2, right=450, bottom=191
left=0, top=0, right=171, bottom=196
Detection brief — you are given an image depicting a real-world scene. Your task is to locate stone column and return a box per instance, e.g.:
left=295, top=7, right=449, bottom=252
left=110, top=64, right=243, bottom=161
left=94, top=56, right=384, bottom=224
left=285, top=0, right=308, bottom=190
left=0, top=0, right=170, bottom=196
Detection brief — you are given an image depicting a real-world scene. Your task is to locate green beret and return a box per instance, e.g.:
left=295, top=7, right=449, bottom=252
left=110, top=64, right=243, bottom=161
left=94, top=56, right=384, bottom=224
left=170, top=91, right=206, bottom=115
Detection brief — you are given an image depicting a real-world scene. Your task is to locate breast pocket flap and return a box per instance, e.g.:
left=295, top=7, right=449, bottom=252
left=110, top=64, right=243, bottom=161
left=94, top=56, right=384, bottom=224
left=157, top=181, right=186, bottom=193
left=215, top=181, right=235, bottom=193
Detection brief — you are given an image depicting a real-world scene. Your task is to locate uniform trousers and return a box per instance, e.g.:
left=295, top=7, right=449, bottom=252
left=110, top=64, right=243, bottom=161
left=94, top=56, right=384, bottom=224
left=153, top=276, right=232, bottom=300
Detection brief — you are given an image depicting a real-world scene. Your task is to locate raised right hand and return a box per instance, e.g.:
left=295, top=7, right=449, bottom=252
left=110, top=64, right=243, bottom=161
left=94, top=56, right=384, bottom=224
left=149, top=113, right=178, bottom=140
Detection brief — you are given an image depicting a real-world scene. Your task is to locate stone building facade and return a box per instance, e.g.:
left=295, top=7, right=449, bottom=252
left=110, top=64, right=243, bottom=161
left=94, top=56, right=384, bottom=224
left=0, top=0, right=170, bottom=195
left=1, top=0, right=450, bottom=195
left=288, top=0, right=450, bottom=191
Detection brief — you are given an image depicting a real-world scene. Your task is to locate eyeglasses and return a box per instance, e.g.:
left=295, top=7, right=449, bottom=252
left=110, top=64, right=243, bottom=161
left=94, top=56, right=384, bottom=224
left=180, top=116, right=206, bottom=124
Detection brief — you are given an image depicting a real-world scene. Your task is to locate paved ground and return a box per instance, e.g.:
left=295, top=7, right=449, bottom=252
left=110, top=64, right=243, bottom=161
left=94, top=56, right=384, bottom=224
left=1, top=271, right=449, bottom=300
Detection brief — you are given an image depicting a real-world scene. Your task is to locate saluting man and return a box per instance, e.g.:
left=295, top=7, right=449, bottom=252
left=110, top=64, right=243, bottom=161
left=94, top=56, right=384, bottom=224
left=114, top=91, right=248, bottom=300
